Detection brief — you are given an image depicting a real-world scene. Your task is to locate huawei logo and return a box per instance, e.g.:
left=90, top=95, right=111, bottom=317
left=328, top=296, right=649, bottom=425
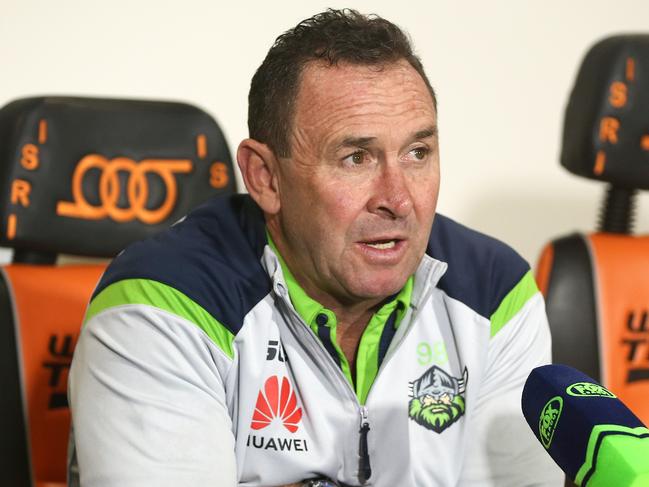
left=251, top=376, right=303, bottom=433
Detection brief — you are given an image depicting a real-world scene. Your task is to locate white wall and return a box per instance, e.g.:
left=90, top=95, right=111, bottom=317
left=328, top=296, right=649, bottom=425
left=2, top=0, right=649, bottom=265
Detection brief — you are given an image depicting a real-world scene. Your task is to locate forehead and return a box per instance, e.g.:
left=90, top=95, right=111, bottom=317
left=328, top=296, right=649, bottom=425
left=292, top=60, right=436, bottom=146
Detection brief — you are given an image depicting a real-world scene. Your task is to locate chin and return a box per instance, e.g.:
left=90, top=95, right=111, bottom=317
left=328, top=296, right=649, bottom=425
left=350, top=274, right=409, bottom=300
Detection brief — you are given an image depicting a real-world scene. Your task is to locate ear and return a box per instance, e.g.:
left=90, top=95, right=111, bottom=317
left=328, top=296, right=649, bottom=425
left=237, top=138, right=281, bottom=214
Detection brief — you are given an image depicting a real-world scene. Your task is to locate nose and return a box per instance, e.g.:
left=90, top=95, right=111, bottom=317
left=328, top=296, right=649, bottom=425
left=367, top=160, right=414, bottom=219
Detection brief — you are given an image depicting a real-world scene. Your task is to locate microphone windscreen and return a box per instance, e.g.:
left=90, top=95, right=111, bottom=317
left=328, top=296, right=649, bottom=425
left=521, top=364, right=649, bottom=486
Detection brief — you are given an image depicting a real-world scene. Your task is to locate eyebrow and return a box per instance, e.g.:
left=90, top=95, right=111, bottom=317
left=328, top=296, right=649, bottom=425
left=413, top=126, right=438, bottom=140
left=338, top=136, right=376, bottom=149
left=336, top=126, right=438, bottom=150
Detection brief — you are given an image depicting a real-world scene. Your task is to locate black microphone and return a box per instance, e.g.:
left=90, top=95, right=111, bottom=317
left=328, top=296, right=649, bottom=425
left=521, top=364, right=649, bottom=487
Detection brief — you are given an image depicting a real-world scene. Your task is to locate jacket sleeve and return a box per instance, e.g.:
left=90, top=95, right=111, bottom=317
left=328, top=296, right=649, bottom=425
left=68, top=304, right=237, bottom=487
left=458, top=290, right=564, bottom=487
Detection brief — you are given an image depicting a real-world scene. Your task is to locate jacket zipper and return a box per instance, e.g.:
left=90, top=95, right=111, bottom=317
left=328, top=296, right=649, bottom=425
left=354, top=301, right=431, bottom=485
left=271, top=253, right=445, bottom=485
left=278, top=295, right=374, bottom=484
left=358, top=406, right=372, bottom=484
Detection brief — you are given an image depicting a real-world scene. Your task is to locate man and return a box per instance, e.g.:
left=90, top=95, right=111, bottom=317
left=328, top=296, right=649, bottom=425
left=69, top=9, right=562, bottom=486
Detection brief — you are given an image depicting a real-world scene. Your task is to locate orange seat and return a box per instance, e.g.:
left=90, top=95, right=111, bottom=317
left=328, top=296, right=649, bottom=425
left=536, top=35, right=649, bottom=424
left=1, top=265, right=106, bottom=486
left=0, top=96, right=235, bottom=486
left=538, top=235, right=649, bottom=423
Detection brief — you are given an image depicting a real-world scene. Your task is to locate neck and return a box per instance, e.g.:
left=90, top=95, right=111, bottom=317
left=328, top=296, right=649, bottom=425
left=330, top=301, right=379, bottom=336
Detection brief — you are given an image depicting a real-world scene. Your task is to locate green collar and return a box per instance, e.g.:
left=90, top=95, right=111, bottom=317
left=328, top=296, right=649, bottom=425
left=267, top=232, right=414, bottom=404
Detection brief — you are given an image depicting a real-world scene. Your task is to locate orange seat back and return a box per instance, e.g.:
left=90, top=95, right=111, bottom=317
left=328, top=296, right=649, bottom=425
left=1, top=265, right=105, bottom=485
left=587, top=234, right=649, bottom=419
left=536, top=34, right=649, bottom=426
left=537, top=234, right=649, bottom=424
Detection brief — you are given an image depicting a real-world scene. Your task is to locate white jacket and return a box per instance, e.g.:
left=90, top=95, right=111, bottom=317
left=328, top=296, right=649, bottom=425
left=69, top=195, right=563, bottom=486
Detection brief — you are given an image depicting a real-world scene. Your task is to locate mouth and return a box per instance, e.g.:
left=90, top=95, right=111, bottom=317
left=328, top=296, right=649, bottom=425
left=357, top=237, right=407, bottom=256
left=365, top=239, right=398, bottom=250
left=355, top=237, right=410, bottom=266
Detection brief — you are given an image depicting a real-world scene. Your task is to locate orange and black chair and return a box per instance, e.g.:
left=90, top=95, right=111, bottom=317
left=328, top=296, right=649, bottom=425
left=0, top=96, right=236, bottom=487
left=536, top=35, right=649, bottom=424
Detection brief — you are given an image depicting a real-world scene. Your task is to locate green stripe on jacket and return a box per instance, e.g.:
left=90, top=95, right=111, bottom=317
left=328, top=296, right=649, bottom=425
left=86, top=278, right=235, bottom=359
left=490, top=270, right=539, bottom=338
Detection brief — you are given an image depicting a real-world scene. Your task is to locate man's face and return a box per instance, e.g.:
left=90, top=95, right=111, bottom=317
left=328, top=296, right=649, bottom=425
left=271, top=59, right=440, bottom=307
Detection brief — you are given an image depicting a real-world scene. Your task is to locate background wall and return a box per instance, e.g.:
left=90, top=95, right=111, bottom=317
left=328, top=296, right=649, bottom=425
left=2, top=0, right=649, bottom=265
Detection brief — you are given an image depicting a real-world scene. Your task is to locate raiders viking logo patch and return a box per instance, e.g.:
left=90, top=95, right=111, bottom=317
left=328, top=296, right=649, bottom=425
left=408, top=365, right=469, bottom=433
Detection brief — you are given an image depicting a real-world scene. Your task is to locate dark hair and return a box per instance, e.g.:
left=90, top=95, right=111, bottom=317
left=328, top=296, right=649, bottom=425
left=248, top=9, right=436, bottom=157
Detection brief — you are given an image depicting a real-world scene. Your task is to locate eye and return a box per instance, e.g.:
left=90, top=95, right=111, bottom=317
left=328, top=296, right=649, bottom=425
left=411, top=147, right=428, bottom=160
left=343, top=150, right=368, bottom=166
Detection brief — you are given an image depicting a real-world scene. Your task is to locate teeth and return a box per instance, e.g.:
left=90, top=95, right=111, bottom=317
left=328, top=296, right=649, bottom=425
left=367, top=240, right=396, bottom=250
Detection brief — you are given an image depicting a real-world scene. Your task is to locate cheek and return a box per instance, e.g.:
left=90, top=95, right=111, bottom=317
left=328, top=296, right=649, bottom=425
left=416, top=190, right=439, bottom=218
left=313, top=197, right=358, bottom=244
left=413, top=167, right=440, bottom=209
left=411, top=178, right=440, bottom=236
left=317, top=179, right=367, bottom=222
left=411, top=173, right=436, bottom=195
left=282, top=184, right=352, bottom=242
left=338, top=198, right=373, bottom=236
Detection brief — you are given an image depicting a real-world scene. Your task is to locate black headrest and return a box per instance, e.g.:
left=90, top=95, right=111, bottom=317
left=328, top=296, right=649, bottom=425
left=0, top=96, right=236, bottom=257
left=561, top=35, right=649, bottom=189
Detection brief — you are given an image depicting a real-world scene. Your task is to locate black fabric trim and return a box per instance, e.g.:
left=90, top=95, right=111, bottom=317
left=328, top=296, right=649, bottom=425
left=427, top=214, right=530, bottom=319
left=0, top=272, right=32, bottom=487
left=377, top=308, right=399, bottom=368
left=544, top=234, right=600, bottom=380
left=93, top=195, right=270, bottom=336
left=317, top=324, right=342, bottom=368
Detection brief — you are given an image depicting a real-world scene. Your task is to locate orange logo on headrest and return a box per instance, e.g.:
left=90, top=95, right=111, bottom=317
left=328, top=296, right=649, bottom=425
left=56, top=155, right=192, bottom=224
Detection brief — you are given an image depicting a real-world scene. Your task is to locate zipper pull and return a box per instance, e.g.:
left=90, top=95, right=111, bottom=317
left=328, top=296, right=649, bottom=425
left=358, top=406, right=372, bottom=484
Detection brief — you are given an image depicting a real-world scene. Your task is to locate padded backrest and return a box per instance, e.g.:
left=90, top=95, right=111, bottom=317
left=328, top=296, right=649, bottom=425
left=0, top=96, right=235, bottom=257
left=537, top=234, right=649, bottom=424
left=586, top=234, right=649, bottom=415
left=561, top=34, right=649, bottom=189
left=0, top=96, right=236, bottom=487
left=1, top=265, right=105, bottom=487
left=538, top=34, right=649, bottom=427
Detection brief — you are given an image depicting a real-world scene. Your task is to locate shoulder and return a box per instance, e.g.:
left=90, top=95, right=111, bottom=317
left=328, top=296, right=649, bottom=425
left=427, top=214, right=532, bottom=320
left=92, top=194, right=270, bottom=335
